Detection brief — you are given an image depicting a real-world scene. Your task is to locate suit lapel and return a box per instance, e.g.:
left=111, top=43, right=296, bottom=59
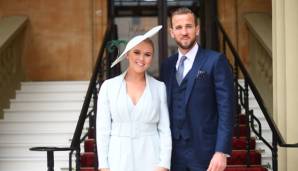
left=166, top=54, right=178, bottom=107
left=113, top=70, right=130, bottom=121
left=184, top=47, right=207, bottom=106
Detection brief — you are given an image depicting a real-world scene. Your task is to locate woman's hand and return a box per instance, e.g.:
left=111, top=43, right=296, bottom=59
left=99, top=168, right=110, bottom=171
left=154, top=166, right=169, bottom=171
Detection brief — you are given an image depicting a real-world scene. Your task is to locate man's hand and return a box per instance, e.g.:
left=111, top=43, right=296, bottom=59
left=207, top=152, right=227, bottom=171
left=154, top=166, right=169, bottom=171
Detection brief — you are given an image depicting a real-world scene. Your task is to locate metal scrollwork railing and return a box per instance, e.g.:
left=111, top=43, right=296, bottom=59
left=68, top=21, right=121, bottom=171
left=29, top=21, right=122, bottom=171
left=216, top=18, right=298, bottom=171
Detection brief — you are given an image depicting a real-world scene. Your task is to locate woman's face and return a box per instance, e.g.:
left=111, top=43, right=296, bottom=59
left=126, top=41, right=153, bottom=73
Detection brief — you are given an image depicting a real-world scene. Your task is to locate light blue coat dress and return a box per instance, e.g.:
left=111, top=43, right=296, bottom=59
left=96, top=72, right=172, bottom=171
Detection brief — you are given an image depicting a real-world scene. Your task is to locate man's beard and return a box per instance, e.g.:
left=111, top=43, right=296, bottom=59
left=176, top=38, right=196, bottom=50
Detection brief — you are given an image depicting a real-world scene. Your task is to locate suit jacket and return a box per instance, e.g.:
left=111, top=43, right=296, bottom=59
left=160, top=46, right=234, bottom=165
left=96, top=71, right=172, bottom=171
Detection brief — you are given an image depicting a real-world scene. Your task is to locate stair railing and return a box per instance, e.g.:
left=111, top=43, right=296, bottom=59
left=216, top=18, right=298, bottom=171
left=0, top=16, right=27, bottom=118
left=29, top=21, right=120, bottom=171
left=68, top=20, right=120, bottom=171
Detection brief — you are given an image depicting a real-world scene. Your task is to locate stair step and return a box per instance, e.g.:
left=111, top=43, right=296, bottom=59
left=228, top=150, right=261, bottom=165
left=240, top=108, right=264, bottom=120
left=20, top=81, right=88, bottom=92
left=236, top=114, right=247, bottom=125
left=251, top=130, right=272, bottom=143
left=0, top=142, right=68, bottom=149
left=21, top=81, right=88, bottom=85
left=4, top=110, right=80, bottom=121
left=0, top=142, right=84, bottom=160
left=80, top=167, right=97, bottom=171
left=88, top=127, right=95, bottom=139
left=0, top=120, right=77, bottom=132
left=234, top=118, right=270, bottom=131
left=0, top=146, right=70, bottom=158
left=232, top=137, right=256, bottom=150
left=0, top=157, right=69, bottom=171
left=84, top=139, right=95, bottom=152
left=225, top=165, right=267, bottom=171
left=0, top=130, right=88, bottom=145
left=234, top=124, right=249, bottom=137
left=233, top=124, right=271, bottom=138
left=15, top=91, right=86, bottom=101
left=8, top=100, right=86, bottom=111
left=80, top=152, right=95, bottom=167
left=0, top=132, right=72, bottom=144
left=0, top=161, right=46, bottom=171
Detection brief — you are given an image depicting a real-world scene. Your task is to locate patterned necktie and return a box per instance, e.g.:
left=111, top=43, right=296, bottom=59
left=176, top=56, right=187, bottom=85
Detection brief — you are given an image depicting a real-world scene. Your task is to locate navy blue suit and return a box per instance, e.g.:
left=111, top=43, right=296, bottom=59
left=160, top=46, right=234, bottom=170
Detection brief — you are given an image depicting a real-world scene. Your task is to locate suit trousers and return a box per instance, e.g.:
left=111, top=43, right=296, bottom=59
left=171, top=138, right=208, bottom=171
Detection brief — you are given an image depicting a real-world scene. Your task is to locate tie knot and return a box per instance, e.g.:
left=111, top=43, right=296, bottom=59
left=180, top=56, right=187, bottom=62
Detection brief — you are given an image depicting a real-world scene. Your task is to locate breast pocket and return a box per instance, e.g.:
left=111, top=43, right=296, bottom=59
left=194, top=75, right=212, bottom=90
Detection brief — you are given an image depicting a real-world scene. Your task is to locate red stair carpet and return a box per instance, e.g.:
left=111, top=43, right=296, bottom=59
left=225, top=114, right=267, bottom=171
left=80, top=115, right=268, bottom=171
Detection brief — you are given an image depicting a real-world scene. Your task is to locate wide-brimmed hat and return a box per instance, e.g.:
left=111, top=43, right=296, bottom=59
left=110, top=25, right=162, bottom=68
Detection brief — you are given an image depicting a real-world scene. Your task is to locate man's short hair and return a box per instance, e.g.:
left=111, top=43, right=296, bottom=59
left=169, top=7, right=198, bottom=28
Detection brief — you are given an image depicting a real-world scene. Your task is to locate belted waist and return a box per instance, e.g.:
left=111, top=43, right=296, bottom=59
left=110, top=122, right=157, bottom=138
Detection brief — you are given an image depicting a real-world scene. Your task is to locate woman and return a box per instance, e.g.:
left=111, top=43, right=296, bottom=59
left=96, top=25, right=172, bottom=171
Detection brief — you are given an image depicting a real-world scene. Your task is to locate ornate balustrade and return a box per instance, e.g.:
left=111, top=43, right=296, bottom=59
left=0, top=16, right=28, bottom=118
left=244, top=13, right=273, bottom=115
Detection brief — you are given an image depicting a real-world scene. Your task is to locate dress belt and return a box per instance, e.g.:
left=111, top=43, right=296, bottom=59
left=110, top=122, right=157, bottom=138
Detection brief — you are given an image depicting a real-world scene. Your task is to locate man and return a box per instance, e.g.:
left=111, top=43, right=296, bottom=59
left=160, top=7, right=234, bottom=171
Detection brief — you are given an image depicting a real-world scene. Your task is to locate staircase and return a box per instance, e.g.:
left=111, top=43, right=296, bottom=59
left=0, top=83, right=273, bottom=171
left=0, top=81, right=88, bottom=171
left=225, top=83, right=272, bottom=171
left=0, top=78, right=272, bottom=171
left=80, top=128, right=97, bottom=171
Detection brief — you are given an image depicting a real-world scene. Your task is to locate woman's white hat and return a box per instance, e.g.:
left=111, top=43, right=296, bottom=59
left=110, top=25, right=162, bottom=68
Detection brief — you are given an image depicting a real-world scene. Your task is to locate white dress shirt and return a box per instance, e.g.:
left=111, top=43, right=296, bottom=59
left=175, top=43, right=199, bottom=78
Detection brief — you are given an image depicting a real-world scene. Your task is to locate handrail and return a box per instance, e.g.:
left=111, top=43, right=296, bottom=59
left=70, top=21, right=113, bottom=150
left=216, top=18, right=298, bottom=148
left=29, top=21, right=117, bottom=171
left=215, top=18, right=298, bottom=171
left=68, top=18, right=120, bottom=170
left=0, top=16, right=27, bottom=53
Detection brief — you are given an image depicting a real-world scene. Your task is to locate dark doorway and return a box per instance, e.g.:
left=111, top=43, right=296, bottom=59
left=109, top=0, right=218, bottom=75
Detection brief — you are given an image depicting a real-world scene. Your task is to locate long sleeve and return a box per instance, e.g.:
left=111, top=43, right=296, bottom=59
left=96, top=81, right=111, bottom=169
left=157, top=83, right=172, bottom=169
left=213, top=54, right=235, bottom=155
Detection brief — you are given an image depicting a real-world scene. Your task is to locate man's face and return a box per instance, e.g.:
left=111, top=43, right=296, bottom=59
left=170, top=13, right=199, bottom=52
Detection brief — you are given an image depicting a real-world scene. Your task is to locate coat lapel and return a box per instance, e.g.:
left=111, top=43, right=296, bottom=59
left=184, top=47, right=208, bottom=106
left=166, top=54, right=178, bottom=108
left=131, top=73, right=152, bottom=121
left=115, top=71, right=131, bottom=121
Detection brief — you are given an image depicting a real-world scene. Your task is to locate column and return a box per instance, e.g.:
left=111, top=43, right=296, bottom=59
left=272, top=0, right=298, bottom=171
